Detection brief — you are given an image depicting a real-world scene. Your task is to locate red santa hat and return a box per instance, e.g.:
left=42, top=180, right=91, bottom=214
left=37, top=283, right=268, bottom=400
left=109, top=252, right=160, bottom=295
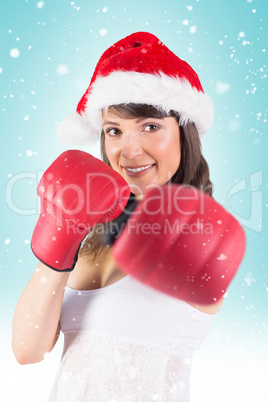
left=57, top=32, right=213, bottom=145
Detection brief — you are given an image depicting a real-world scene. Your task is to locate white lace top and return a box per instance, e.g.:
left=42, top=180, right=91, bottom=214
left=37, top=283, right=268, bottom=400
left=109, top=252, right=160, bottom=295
left=48, top=275, right=216, bottom=402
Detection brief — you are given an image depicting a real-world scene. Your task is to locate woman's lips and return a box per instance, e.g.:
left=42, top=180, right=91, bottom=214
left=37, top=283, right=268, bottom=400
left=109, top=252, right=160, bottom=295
left=123, top=163, right=156, bottom=177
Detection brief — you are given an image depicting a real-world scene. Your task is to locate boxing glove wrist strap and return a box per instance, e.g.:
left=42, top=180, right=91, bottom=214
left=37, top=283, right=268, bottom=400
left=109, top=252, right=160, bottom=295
left=102, top=193, right=137, bottom=247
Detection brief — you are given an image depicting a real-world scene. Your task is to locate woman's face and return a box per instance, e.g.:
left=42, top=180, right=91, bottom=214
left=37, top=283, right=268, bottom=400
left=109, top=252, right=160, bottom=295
left=102, top=110, right=181, bottom=195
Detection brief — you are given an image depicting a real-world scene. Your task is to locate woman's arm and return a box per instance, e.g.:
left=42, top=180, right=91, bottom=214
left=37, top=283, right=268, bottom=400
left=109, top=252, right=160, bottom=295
left=12, top=261, right=70, bottom=365
left=111, top=185, right=246, bottom=306
left=12, top=150, right=130, bottom=365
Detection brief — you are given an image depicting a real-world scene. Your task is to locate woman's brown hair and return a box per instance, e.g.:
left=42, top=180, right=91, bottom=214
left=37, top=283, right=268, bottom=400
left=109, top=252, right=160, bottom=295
left=79, top=103, right=213, bottom=261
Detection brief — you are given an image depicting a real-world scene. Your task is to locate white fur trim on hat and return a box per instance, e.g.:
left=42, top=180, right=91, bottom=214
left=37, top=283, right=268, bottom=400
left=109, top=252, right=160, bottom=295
left=57, top=71, right=214, bottom=145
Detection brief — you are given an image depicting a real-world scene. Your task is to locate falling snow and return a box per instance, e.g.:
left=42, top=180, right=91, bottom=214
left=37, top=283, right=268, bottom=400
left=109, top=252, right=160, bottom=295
left=37, top=1, right=45, bottom=9
left=99, top=28, right=108, bottom=36
left=217, top=254, right=227, bottom=261
left=189, top=25, right=197, bottom=34
left=10, top=48, right=20, bottom=58
left=215, top=81, right=231, bottom=94
left=57, top=64, right=69, bottom=75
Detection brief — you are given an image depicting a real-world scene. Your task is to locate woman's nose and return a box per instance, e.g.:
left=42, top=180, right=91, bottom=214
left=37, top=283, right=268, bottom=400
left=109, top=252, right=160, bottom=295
left=121, top=134, right=143, bottom=160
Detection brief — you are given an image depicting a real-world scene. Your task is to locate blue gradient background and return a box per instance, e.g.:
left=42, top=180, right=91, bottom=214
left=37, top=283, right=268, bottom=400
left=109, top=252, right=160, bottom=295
left=1, top=0, right=267, bottom=401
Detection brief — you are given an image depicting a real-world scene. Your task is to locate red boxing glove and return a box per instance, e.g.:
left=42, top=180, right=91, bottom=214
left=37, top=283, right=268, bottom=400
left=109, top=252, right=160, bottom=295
left=112, top=184, right=246, bottom=305
left=31, top=150, right=130, bottom=271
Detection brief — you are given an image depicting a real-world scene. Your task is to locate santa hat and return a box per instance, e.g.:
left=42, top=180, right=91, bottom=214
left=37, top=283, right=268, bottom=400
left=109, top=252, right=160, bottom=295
left=57, top=32, right=213, bottom=145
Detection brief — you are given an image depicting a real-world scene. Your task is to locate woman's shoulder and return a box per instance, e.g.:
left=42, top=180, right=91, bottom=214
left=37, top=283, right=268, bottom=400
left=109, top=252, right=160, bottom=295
left=186, top=297, right=224, bottom=315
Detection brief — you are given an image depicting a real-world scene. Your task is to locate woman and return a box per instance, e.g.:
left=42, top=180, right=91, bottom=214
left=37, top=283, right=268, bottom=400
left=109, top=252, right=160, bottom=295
left=12, top=32, right=245, bottom=401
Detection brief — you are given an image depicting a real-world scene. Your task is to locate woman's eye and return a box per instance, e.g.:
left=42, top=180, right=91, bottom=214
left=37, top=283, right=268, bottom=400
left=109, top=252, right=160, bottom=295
left=144, top=124, right=159, bottom=132
left=106, top=128, right=121, bottom=136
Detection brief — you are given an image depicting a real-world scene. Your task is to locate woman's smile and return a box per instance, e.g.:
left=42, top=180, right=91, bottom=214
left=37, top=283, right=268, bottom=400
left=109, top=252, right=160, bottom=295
left=123, top=163, right=156, bottom=177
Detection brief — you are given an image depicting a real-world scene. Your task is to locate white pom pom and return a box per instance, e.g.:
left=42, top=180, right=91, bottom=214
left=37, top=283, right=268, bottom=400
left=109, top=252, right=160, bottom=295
left=57, top=112, right=99, bottom=145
